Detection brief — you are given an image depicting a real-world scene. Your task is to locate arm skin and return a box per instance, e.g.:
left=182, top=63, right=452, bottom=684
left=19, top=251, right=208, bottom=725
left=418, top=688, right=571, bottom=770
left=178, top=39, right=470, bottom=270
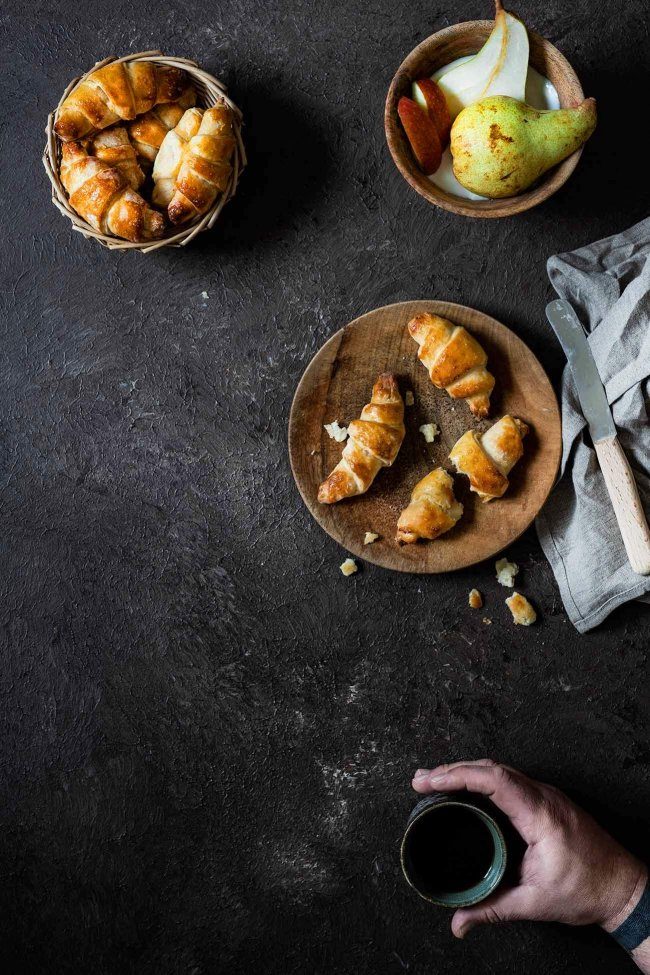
left=412, top=760, right=650, bottom=972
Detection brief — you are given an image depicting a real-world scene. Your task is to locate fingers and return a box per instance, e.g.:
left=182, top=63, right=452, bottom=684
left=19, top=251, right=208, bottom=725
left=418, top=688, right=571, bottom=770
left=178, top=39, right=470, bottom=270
left=412, top=762, right=543, bottom=842
left=451, top=886, right=539, bottom=939
left=413, top=759, right=501, bottom=790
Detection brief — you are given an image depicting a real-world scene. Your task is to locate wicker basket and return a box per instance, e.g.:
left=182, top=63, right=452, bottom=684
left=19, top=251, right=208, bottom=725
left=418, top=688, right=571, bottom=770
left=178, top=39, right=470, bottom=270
left=43, top=50, right=247, bottom=253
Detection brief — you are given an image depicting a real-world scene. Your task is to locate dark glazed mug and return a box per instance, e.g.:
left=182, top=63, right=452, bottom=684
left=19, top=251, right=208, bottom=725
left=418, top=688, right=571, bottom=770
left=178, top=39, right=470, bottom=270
left=401, top=793, right=508, bottom=907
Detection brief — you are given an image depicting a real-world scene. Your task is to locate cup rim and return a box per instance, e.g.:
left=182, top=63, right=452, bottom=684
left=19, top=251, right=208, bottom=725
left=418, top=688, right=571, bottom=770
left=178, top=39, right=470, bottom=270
left=400, top=798, right=508, bottom=907
left=384, top=18, right=586, bottom=218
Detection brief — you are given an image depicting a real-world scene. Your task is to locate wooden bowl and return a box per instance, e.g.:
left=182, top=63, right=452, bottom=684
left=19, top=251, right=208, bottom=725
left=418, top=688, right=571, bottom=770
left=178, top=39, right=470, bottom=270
left=385, top=22, right=586, bottom=218
left=289, top=300, right=561, bottom=574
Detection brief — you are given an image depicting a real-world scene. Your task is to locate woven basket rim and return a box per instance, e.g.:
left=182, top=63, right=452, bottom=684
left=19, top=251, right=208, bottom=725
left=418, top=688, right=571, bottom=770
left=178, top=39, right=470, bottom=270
left=43, top=50, right=247, bottom=253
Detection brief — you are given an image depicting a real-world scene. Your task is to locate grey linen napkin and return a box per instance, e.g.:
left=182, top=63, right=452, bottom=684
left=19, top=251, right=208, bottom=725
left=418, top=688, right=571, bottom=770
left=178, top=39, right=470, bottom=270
left=535, top=218, right=650, bottom=633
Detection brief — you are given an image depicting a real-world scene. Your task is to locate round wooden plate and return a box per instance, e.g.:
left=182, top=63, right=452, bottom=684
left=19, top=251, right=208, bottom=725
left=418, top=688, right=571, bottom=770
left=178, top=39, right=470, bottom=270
left=289, top=301, right=561, bottom=573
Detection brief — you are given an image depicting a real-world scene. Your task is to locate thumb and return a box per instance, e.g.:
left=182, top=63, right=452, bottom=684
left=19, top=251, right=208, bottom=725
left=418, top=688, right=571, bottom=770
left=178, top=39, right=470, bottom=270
left=452, top=887, right=536, bottom=939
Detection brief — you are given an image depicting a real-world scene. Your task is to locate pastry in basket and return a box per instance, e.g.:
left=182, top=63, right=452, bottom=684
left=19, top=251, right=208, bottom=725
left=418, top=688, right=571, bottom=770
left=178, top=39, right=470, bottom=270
left=152, top=104, right=237, bottom=224
left=91, top=126, right=145, bottom=189
left=126, top=91, right=197, bottom=166
left=408, top=313, right=495, bottom=417
left=396, top=468, right=463, bottom=543
left=151, top=108, right=203, bottom=206
left=449, top=414, right=528, bottom=502
left=318, top=373, right=405, bottom=504
left=60, top=141, right=165, bottom=242
left=54, top=61, right=194, bottom=142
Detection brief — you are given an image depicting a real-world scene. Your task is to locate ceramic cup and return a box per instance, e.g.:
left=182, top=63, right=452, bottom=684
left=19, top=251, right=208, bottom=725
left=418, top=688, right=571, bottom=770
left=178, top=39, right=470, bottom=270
left=400, top=793, right=507, bottom=907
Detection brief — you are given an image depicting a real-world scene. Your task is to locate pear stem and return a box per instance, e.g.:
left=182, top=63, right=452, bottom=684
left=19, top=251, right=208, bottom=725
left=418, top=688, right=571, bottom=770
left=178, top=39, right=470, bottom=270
left=495, top=0, right=504, bottom=13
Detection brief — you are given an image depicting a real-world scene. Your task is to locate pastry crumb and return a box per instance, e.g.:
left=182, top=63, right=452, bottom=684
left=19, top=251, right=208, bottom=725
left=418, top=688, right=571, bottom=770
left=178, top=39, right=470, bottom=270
left=340, top=558, right=358, bottom=576
left=405, top=391, right=415, bottom=406
left=496, top=557, right=518, bottom=587
left=364, top=532, right=379, bottom=545
left=419, top=422, right=440, bottom=443
left=468, top=588, right=483, bottom=609
left=506, top=592, right=537, bottom=626
left=324, top=421, right=348, bottom=442
left=483, top=617, right=492, bottom=625
left=201, top=291, right=209, bottom=299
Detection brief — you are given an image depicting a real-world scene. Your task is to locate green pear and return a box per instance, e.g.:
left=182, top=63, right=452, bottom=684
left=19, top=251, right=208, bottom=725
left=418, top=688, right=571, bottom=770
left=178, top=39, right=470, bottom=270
left=450, top=95, right=597, bottom=198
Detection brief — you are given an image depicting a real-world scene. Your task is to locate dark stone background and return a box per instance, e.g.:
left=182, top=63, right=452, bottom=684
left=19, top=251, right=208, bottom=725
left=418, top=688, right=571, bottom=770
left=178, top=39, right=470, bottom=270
left=1, top=1, right=648, bottom=972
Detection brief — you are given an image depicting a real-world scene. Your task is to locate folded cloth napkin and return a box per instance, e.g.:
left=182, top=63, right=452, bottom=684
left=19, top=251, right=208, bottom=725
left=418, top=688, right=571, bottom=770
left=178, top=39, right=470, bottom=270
left=535, top=218, right=650, bottom=633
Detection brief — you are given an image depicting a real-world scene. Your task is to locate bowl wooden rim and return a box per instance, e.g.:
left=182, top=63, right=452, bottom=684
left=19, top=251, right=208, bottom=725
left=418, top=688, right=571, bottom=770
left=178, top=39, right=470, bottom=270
left=43, top=50, right=247, bottom=252
left=385, top=21, right=586, bottom=218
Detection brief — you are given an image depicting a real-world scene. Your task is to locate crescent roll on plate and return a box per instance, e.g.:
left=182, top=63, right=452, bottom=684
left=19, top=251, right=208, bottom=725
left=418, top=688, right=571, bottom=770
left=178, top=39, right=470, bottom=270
left=449, top=414, right=528, bottom=502
left=408, top=313, right=495, bottom=417
left=60, top=141, right=165, bottom=242
left=54, top=62, right=194, bottom=142
left=318, top=373, right=405, bottom=504
left=152, top=104, right=237, bottom=224
left=396, top=468, right=463, bottom=543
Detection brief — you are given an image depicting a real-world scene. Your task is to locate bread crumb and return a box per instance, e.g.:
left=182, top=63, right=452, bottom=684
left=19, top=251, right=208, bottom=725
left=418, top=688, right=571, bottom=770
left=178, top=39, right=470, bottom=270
left=405, top=391, right=415, bottom=406
left=324, top=421, right=348, bottom=442
left=468, top=588, right=483, bottom=609
left=496, top=557, right=518, bottom=587
left=364, top=532, right=379, bottom=545
left=340, top=558, right=358, bottom=577
left=506, top=592, right=537, bottom=625
left=483, top=617, right=492, bottom=625
left=419, top=422, right=440, bottom=443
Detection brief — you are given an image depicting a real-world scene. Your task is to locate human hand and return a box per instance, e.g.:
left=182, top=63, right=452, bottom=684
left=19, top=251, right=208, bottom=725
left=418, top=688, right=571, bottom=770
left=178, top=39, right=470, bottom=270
left=412, top=760, right=647, bottom=940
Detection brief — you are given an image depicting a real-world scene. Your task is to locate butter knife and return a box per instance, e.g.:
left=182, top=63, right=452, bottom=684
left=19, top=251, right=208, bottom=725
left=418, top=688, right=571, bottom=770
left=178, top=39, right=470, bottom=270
left=546, top=299, right=650, bottom=575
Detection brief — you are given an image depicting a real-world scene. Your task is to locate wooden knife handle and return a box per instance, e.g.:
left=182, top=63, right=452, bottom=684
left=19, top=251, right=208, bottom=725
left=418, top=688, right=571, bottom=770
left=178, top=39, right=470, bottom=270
left=594, top=437, right=650, bottom=575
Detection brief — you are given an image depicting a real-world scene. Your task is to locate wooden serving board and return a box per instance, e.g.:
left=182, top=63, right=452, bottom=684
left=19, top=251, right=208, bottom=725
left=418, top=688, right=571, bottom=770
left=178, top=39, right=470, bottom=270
left=289, top=301, right=561, bottom=573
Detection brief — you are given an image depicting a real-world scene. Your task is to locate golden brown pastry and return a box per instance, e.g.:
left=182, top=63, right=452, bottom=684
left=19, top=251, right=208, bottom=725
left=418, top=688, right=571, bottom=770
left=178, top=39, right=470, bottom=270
left=91, top=126, right=144, bottom=189
left=126, top=91, right=197, bottom=166
left=449, top=414, right=528, bottom=502
left=60, top=141, right=165, bottom=242
left=151, top=107, right=204, bottom=208
left=506, top=592, right=537, bottom=625
left=408, top=313, right=495, bottom=417
left=166, top=105, right=237, bottom=225
left=54, top=62, right=194, bottom=142
left=396, top=468, right=463, bottom=543
left=318, top=373, right=405, bottom=504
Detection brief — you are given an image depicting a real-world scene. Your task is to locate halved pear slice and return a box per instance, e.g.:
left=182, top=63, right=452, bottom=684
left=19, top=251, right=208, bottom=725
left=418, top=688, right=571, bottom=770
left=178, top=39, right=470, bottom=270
left=483, top=9, right=528, bottom=101
left=432, top=1, right=529, bottom=120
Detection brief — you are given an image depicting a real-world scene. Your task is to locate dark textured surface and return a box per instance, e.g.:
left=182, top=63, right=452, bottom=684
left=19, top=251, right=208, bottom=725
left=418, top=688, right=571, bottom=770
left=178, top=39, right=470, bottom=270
left=1, top=1, right=649, bottom=972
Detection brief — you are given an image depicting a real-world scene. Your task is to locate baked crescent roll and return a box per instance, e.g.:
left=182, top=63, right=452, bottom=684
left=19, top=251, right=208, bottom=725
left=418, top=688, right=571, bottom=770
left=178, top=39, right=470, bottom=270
left=396, top=468, right=463, bottom=543
left=408, top=313, right=495, bottom=417
left=151, top=107, right=204, bottom=208
left=127, top=91, right=197, bottom=166
left=449, top=414, right=528, bottom=502
left=91, top=126, right=145, bottom=189
left=54, top=62, right=194, bottom=142
left=60, top=141, right=165, bottom=242
left=167, top=105, right=237, bottom=225
left=318, top=373, right=405, bottom=504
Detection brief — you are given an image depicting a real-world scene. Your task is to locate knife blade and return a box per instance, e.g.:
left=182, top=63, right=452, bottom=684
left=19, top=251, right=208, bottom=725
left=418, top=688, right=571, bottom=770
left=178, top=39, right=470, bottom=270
left=545, top=299, right=615, bottom=442
left=545, top=297, right=650, bottom=576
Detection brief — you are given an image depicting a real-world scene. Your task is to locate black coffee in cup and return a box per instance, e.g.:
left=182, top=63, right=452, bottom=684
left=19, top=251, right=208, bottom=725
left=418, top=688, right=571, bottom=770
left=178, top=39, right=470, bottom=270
left=405, top=804, right=495, bottom=893
left=401, top=794, right=507, bottom=907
